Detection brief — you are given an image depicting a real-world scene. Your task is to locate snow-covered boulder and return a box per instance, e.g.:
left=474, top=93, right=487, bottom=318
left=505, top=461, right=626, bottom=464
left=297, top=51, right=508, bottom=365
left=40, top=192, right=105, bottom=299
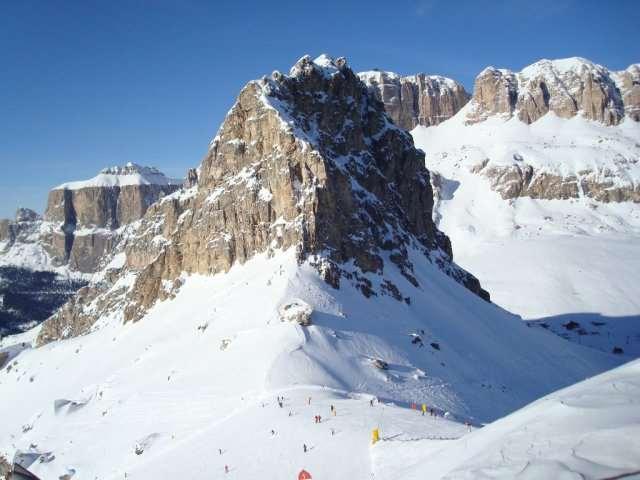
left=278, top=299, right=313, bottom=326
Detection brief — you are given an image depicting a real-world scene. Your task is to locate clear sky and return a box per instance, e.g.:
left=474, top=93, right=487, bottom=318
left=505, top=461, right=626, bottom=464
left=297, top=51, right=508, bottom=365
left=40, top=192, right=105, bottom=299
left=1, top=0, right=638, bottom=218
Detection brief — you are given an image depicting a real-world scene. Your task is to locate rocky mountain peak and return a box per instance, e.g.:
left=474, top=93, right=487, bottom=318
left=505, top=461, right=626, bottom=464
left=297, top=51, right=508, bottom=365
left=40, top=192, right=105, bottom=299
left=0, top=209, right=42, bottom=249
left=43, top=164, right=181, bottom=272
left=14, top=208, right=40, bottom=223
left=466, top=57, right=638, bottom=125
left=359, top=69, right=470, bottom=130
left=99, top=162, right=160, bottom=175
left=37, top=54, right=488, bottom=345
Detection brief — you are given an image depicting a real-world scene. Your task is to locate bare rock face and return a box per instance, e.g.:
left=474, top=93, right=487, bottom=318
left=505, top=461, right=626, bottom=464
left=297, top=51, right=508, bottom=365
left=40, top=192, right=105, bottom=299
left=466, top=67, right=518, bottom=123
left=359, top=70, right=470, bottom=130
left=476, top=161, right=640, bottom=203
left=184, top=168, right=199, bottom=188
left=614, top=64, right=640, bottom=122
left=43, top=163, right=181, bottom=272
left=37, top=54, right=488, bottom=345
left=466, top=58, right=638, bottom=125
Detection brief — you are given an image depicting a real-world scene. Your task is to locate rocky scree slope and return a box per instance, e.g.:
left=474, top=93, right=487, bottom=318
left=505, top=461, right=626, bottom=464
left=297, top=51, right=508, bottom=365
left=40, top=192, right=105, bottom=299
left=37, top=54, right=488, bottom=345
left=359, top=70, right=470, bottom=131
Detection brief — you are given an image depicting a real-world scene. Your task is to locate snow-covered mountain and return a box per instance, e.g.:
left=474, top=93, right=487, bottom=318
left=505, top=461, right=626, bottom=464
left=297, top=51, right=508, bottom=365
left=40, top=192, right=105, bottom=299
left=0, top=55, right=624, bottom=479
left=410, top=57, right=640, bottom=358
left=0, top=164, right=181, bottom=336
left=466, top=57, right=640, bottom=126
left=45, top=162, right=182, bottom=272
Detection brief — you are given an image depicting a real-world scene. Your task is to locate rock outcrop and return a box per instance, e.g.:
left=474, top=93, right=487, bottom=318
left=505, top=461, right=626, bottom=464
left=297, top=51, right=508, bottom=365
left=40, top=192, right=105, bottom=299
left=0, top=209, right=39, bottom=249
left=0, top=166, right=180, bottom=335
left=478, top=162, right=640, bottom=203
left=466, top=58, right=639, bottom=125
left=278, top=299, right=313, bottom=326
left=613, top=64, right=640, bottom=121
left=37, top=54, right=489, bottom=345
left=43, top=163, right=181, bottom=272
left=359, top=70, right=470, bottom=130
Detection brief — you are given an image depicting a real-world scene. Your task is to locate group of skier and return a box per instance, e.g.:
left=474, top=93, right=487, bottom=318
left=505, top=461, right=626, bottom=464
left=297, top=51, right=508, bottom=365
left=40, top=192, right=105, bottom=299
left=411, top=402, right=439, bottom=417
left=219, top=393, right=443, bottom=474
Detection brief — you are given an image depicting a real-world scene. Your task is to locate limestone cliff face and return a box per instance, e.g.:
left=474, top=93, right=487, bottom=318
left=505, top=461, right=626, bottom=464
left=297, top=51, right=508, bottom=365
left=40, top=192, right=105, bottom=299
left=614, top=64, right=640, bottom=122
left=43, top=163, right=181, bottom=272
left=477, top=163, right=640, bottom=203
left=37, top=54, right=488, bottom=345
left=466, top=58, right=638, bottom=125
left=465, top=67, right=518, bottom=123
left=359, top=71, right=470, bottom=130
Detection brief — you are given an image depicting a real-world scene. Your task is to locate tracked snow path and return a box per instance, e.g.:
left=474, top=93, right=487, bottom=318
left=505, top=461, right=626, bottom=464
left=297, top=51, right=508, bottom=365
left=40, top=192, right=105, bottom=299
left=390, top=359, right=640, bottom=479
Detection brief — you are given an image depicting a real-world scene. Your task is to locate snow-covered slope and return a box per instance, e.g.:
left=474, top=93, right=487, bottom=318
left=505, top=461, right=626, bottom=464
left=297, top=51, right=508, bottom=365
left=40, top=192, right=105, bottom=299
left=385, top=358, right=640, bottom=479
left=412, top=106, right=640, bottom=358
left=0, top=248, right=621, bottom=479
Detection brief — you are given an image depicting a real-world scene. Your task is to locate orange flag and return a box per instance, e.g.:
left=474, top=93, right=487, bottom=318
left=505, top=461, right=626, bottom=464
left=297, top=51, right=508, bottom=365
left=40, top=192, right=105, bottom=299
left=299, top=469, right=312, bottom=480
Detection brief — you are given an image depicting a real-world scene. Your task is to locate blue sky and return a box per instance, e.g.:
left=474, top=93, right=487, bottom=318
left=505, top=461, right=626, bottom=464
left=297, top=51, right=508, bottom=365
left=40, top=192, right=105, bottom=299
left=1, top=0, right=638, bottom=218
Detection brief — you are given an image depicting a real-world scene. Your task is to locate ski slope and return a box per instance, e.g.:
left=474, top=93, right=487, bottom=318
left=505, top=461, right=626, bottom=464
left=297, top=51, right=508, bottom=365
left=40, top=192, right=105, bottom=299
left=384, top=358, right=640, bottom=479
left=0, top=247, right=620, bottom=479
left=412, top=111, right=640, bottom=358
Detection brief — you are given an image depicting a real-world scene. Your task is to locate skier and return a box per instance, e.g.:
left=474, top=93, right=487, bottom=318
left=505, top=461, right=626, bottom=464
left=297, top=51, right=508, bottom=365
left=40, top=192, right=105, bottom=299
left=303, top=443, right=308, bottom=453
left=308, top=396, right=312, bottom=405
left=422, top=403, right=427, bottom=416
left=219, top=448, right=222, bottom=455
left=369, top=398, right=374, bottom=407
left=225, top=465, right=229, bottom=474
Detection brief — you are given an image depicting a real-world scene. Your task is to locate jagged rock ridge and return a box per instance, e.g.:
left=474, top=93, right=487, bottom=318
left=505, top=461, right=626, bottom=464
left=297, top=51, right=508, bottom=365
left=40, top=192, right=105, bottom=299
left=439, top=58, right=640, bottom=203
left=38, top=54, right=489, bottom=345
left=359, top=70, right=470, bottom=130
left=466, top=57, right=640, bottom=125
